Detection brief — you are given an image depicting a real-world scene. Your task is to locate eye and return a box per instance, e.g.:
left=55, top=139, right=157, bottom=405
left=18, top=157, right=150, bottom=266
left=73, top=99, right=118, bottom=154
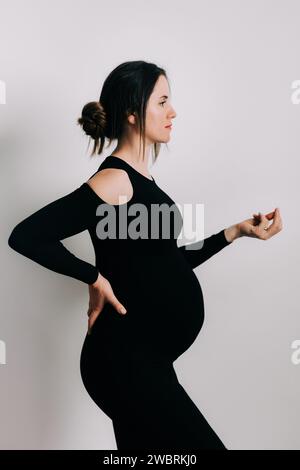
left=159, top=101, right=167, bottom=107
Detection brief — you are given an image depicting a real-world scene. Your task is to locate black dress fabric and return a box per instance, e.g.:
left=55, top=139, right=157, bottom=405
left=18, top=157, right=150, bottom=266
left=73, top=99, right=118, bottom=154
left=8, top=154, right=233, bottom=450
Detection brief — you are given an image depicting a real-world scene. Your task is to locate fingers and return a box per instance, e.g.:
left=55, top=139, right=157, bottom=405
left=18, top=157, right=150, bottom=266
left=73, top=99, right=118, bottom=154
left=252, top=209, right=275, bottom=220
left=252, top=214, right=260, bottom=226
left=251, top=208, right=283, bottom=239
left=266, top=210, right=276, bottom=219
left=87, top=296, right=104, bottom=318
left=87, top=297, right=104, bottom=334
left=264, top=207, right=283, bottom=237
left=258, top=211, right=270, bottom=233
left=101, top=276, right=127, bottom=315
left=88, top=309, right=100, bottom=334
left=107, top=290, right=127, bottom=315
left=250, top=211, right=269, bottom=239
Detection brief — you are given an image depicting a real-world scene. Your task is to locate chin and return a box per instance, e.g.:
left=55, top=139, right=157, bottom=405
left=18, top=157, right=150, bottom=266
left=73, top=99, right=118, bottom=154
left=157, top=136, right=171, bottom=143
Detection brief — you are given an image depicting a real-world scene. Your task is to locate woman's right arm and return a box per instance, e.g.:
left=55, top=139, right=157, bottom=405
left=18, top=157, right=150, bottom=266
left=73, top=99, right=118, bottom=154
left=8, top=183, right=100, bottom=285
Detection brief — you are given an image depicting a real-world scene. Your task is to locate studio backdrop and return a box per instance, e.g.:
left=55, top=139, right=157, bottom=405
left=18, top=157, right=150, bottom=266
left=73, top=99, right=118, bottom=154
left=1, top=0, right=298, bottom=450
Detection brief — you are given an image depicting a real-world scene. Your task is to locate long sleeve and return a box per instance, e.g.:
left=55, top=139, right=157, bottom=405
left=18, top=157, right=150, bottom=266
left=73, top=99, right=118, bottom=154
left=8, top=183, right=100, bottom=285
left=178, top=228, right=233, bottom=270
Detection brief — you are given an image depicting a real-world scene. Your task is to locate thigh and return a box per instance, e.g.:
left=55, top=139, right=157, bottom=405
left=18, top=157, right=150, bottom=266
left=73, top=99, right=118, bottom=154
left=112, top=356, right=227, bottom=450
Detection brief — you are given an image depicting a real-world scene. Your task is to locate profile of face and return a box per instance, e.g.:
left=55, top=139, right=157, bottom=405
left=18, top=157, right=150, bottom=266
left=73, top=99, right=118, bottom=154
left=145, top=75, right=177, bottom=144
left=127, top=75, right=177, bottom=144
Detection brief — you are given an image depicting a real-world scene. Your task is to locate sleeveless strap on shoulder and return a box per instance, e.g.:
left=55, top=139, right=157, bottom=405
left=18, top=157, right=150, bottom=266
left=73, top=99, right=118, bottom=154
left=97, top=155, right=137, bottom=188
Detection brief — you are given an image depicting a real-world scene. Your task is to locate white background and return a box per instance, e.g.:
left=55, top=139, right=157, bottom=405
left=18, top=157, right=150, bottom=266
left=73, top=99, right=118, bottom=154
left=1, top=0, right=299, bottom=450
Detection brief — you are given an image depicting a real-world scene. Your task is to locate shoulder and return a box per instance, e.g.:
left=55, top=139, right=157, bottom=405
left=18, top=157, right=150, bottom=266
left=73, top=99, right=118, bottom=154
left=85, top=168, right=133, bottom=205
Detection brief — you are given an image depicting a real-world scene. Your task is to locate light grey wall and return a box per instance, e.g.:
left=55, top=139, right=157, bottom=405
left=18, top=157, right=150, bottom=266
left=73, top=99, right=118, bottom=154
left=1, top=0, right=299, bottom=450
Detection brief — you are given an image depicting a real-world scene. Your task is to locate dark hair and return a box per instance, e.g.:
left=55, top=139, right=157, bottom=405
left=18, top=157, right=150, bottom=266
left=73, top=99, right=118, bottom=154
left=77, top=60, right=170, bottom=162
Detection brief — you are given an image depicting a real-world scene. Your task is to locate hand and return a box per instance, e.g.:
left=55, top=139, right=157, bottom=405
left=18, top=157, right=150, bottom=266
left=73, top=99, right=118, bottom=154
left=87, top=273, right=127, bottom=335
left=237, top=208, right=283, bottom=240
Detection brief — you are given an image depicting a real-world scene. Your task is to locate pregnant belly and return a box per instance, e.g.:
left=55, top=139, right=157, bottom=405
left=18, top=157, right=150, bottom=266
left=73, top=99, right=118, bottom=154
left=149, top=252, right=205, bottom=359
left=102, top=250, right=206, bottom=361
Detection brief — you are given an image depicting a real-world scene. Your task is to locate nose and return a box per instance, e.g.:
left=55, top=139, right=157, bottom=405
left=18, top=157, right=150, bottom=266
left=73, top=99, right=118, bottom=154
left=168, top=107, right=177, bottom=120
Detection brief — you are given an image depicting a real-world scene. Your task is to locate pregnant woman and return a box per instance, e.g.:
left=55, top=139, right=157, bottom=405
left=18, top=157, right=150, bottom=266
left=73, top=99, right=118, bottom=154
left=8, top=60, right=282, bottom=450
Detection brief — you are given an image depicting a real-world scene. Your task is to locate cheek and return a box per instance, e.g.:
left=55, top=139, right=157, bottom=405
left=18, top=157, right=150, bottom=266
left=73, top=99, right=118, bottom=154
left=146, top=109, right=164, bottom=131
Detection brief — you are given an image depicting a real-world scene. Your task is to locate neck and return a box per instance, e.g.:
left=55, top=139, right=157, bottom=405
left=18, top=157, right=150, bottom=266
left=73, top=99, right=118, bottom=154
left=111, top=147, right=152, bottom=174
left=111, top=135, right=153, bottom=168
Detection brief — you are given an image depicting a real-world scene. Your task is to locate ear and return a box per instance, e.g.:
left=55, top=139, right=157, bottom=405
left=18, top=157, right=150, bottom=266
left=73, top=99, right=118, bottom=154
left=125, top=107, right=137, bottom=125
left=127, top=111, right=136, bottom=126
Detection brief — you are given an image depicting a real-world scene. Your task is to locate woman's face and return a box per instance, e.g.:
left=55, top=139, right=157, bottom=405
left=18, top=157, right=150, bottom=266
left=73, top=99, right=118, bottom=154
left=145, top=74, right=177, bottom=144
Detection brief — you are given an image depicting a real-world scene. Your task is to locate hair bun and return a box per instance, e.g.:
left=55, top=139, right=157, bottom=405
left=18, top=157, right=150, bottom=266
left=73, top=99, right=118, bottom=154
left=77, top=101, right=106, bottom=139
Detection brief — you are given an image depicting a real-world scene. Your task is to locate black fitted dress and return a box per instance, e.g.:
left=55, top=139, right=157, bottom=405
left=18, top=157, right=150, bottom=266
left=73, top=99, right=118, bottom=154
left=8, top=155, right=232, bottom=450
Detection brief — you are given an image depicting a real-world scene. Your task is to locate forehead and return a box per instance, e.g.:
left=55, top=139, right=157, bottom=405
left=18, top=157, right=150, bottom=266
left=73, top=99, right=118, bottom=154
left=151, top=75, right=170, bottom=98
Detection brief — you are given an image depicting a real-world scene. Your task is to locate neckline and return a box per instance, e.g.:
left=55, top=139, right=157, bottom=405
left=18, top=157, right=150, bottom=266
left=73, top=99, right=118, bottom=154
left=107, top=155, right=155, bottom=183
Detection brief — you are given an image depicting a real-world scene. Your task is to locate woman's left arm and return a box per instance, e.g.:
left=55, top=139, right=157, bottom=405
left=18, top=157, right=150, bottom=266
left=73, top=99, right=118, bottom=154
left=178, top=208, right=283, bottom=270
left=178, top=228, right=234, bottom=269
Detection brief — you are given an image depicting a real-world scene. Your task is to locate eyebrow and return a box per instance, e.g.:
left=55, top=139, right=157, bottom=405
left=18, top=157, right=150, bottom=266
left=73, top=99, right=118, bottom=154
left=159, top=95, right=168, bottom=99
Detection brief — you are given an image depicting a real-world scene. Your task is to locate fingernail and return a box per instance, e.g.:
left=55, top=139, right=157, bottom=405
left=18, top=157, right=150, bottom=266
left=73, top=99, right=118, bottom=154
left=121, top=307, right=127, bottom=314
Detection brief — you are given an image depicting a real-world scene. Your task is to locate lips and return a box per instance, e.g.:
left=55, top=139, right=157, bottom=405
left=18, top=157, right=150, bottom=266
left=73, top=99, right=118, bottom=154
left=165, top=124, right=172, bottom=128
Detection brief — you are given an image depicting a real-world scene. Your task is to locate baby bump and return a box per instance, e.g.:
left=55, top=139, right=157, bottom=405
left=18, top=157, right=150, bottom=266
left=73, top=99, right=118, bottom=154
left=83, top=251, right=205, bottom=359
left=113, top=252, right=206, bottom=358
left=150, top=254, right=205, bottom=357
